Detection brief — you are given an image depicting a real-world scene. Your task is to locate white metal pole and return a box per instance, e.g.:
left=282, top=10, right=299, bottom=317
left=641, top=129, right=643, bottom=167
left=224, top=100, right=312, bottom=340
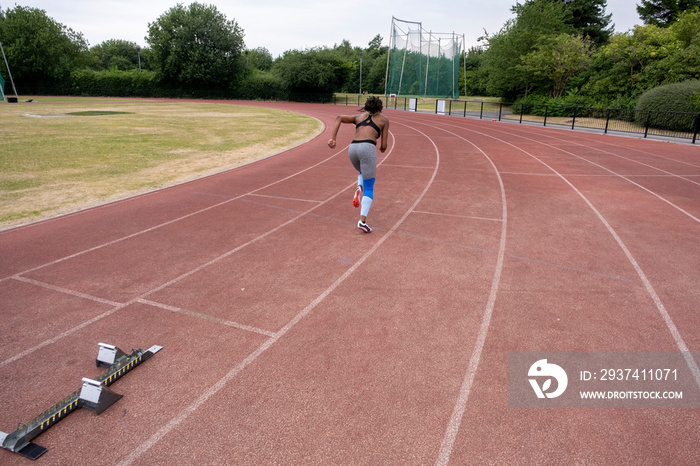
left=0, top=41, right=19, bottom=98
left=452, top=31, right=459, bottom=99
left=384, top=17, right=394, bottom=97
left=424, top=31, right=431, bottom=95
left=463, top=34, right=467, bottom=98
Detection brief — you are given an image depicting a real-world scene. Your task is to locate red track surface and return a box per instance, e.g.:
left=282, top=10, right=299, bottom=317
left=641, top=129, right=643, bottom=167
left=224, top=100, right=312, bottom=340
left=1, top=100, right=699, bottom=465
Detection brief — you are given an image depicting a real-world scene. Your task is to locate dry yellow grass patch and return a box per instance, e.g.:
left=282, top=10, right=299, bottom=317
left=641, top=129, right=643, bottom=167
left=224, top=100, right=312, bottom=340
left=0, top=98, right=323, bottom=229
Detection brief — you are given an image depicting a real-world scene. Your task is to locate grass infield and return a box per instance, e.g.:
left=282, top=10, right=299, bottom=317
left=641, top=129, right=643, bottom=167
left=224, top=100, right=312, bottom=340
left=0, top=97, right=323, bottom=229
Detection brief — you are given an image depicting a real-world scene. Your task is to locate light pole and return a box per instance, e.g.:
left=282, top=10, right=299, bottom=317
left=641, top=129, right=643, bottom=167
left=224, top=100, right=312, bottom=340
left=136, top=46, right=141, bottom=72
left=359, top=52, right=363, bottom=96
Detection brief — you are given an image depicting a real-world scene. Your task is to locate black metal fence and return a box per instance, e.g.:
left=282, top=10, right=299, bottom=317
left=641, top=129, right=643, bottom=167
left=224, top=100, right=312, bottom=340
left=332, top=95, right=700, bottom=144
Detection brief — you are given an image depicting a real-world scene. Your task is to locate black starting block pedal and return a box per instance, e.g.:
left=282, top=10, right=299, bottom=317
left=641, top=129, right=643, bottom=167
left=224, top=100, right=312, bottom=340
left=0, top=343, right=162, bottom=460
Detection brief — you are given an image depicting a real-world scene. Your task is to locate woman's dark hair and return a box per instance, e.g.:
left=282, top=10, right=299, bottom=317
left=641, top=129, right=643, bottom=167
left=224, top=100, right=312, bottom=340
left=361, top=96, right=383, bottom=114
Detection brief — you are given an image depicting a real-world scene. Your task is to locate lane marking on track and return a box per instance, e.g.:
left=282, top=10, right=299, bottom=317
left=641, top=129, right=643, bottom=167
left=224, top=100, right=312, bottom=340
left=531, top=135, right=700, bottom=184
left=247, top=193, right=324, bottom=203
left=0, top=133, right=394, bottom=368
left=438, top=118, right=700, bottom=403
left=117, top=123, right=438, bottom=466
left=388, top=120, right=507, bottom=466
left=137, top=299, right=277, bottom=338
left=420, top=116, right=700, bottom=464
left=11, top=276, right=123, bottom=307
left=471, top=122, right=700, bottom=222
left=411, top=210, right=503, bottom=222
left=1, top=144, right=353, bottom=283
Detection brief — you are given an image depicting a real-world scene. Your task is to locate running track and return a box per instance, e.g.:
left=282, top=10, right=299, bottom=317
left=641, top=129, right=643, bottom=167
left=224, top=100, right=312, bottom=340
left=1, top=100, right=699, bottom=464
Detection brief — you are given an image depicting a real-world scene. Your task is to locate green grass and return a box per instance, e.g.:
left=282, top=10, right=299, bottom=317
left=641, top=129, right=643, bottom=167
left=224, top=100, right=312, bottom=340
left=0, top=97, right=322, bottom=228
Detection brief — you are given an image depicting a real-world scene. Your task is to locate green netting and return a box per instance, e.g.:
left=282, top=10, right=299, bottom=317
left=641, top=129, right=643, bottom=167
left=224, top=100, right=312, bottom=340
left=0, top=71, right=5, bottom=101
left=386, top=18, right=463, bottom=99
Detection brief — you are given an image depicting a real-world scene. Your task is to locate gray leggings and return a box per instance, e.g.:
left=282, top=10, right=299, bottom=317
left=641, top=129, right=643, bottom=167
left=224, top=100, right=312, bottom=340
left=348, top=141, right=377, bottom=180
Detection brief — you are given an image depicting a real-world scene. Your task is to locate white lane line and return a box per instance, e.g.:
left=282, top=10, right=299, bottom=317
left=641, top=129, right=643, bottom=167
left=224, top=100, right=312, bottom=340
left=11, top=276, right=123, bottom=307
left=247, top=193, right=324, bottom=203
left=0, top=133, right=396, bottom=367
left=447, top=119, right=700, bottom=387
left=412, top=210, right=503, bottom=222
left=407, top=124, right=506, bottom=466
left=474, top=122, right=700, bottom=223
left=117, top=125, right=437, bottom=466
left=431, top=117, right=699, bottom=464
left=0, top=304, right=127, bottom=369
left=136, top=299, right=277, bottom=338
left=2, top=145, right=350, bottom=282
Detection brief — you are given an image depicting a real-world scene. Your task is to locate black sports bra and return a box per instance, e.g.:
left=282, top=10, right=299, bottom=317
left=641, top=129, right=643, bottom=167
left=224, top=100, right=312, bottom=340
left=356, top=113, right=381, bottom=137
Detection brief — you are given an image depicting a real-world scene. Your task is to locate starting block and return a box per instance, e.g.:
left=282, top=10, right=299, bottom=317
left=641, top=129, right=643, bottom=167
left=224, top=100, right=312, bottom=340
left=96, top=342, right=127, bottom=367
left=0, top=343, right=162, bottom=460
left=79, top=378, right=123, bottom=415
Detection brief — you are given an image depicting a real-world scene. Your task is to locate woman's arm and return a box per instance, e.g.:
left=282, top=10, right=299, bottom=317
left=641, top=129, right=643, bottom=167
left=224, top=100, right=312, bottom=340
left=327, top=115, right=357, bottom=148
left=379, top=117, right=389, bottom=153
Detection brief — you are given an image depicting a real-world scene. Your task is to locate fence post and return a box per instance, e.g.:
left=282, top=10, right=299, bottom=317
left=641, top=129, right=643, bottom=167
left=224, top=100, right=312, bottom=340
left=345, top=95, right=348, bottom=106
left=571, top=106, right=578, bottom=130
left=498, top=103, right=503, bottom=121
left=463, top=101, right=467, bottom=118
left=644, top=111, right=651, bottom=138
left=604, top=108, right=611, bottom=134
left=479, top=101, right=484, bottom=119
left=519, top=104, right=524, bottom=124
left=543, top=106, right=549, bottom=127
left=693, top=114, right=699, bottom=144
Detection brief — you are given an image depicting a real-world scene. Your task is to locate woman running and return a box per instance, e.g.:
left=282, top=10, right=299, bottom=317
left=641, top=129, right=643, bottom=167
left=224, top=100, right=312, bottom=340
left=327, top=96, right=390, bottom=233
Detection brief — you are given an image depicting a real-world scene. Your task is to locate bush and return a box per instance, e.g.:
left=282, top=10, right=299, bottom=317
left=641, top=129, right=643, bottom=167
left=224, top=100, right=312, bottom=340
left=70, top=68, right=157, bottom=97
left=513, top=93, right=590, bottom=117
left=692, top=92, right=700, bottom=111
left=235, top=70, right=284, bottom=100
left=634, top=80, right=700, bottom=131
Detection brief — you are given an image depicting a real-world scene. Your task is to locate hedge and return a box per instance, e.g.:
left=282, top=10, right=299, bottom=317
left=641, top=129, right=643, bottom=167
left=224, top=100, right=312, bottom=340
left=634, top=80, right=700, bottom=131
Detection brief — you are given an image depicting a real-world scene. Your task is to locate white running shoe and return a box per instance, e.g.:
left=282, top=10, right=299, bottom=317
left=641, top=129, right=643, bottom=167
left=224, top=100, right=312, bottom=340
left=357, top=220, right=371, bottom=233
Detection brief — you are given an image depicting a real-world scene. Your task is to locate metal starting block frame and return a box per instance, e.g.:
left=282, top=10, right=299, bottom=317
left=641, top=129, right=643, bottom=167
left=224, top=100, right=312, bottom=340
left=0, top=343, right=162, bottom=460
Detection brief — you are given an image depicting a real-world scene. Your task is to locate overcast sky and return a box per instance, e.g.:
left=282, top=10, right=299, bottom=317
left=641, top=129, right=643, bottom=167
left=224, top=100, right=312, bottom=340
left=6, top=0, right=643, bottom=57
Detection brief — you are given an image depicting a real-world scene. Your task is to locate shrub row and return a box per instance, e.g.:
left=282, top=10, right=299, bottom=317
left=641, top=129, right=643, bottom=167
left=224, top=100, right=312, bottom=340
left=70, top=69, right=159, bottom=97
left=634, top=80, right=700, bottom=131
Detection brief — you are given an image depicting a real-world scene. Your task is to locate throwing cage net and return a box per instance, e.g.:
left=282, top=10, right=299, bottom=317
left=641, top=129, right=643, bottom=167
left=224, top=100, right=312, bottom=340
left=385, top=17, right=465, bottom=99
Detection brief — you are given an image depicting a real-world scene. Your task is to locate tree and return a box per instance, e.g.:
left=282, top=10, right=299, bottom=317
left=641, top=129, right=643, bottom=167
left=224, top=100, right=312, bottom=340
left=368, top=34, right=383, bottom=52
left=364, top=54, right=385, bottom=94
left=563, top=0, right=613, bottom=45
left=91, top=39, right=146, bottom=71
left=0, top=5, right=89, bottom=93
left=334, top=39, right=355, bottom=60
left=482, top=0, right=571, bottom=99
left=245, top=47, right=273, bottom=71
left=273, top=47, right=353, bottom=100
left=519, top=33, right=593, bottom=97
left=637, top=0, right=700, bottom=27
left=578, top=8, right=700, bottom=105
left=146, top=2, right=245, bottom=87
left=461, top=46, right=489, bottom=96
